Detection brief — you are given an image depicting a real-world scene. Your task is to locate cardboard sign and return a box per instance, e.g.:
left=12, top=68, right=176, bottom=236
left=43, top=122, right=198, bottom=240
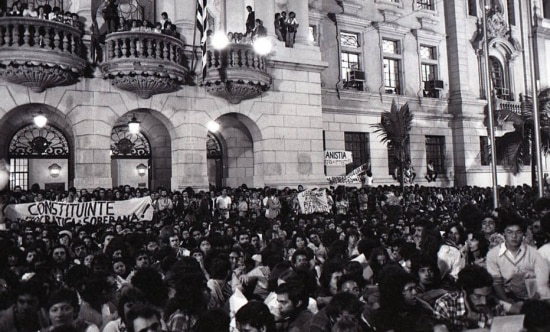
left=297, top=189, right=332, bottom=214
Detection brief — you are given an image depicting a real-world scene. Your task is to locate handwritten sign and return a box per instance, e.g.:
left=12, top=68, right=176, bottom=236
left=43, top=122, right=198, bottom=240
left=326, top=163, right=369, bottom=185
left=4, top=196, right=153, bottom=226
left=297, top=189, right=332, bottom=214
left=325, top=150, right=353, bottom=166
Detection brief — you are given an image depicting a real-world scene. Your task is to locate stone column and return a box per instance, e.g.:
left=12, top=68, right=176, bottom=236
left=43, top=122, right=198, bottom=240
left=174, top=0, right=198, bottom=44
left=254, top=0, right=276, bottom=39
left=291, top=0, right=310, bottom=45
left=226, top=0, right=245, bottom=34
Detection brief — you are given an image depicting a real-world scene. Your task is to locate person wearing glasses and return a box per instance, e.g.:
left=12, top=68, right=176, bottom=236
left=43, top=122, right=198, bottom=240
left=486, top=214, right=550, bottom=312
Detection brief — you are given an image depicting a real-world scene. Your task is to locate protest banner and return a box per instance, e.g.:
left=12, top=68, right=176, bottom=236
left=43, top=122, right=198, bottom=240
left=326, top=163, right=369, bottom=185
left=324, top=150, right=353, bottom=166
left=4, top=196, right=154, bottom=226
left=297, top=189, right=332, bottom=214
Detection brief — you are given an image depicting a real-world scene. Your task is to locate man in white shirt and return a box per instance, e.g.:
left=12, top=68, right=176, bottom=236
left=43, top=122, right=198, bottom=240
left=216, top=188, right=232, bottom=220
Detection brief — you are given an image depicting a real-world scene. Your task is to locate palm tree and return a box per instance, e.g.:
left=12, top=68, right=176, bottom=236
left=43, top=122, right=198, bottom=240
left=494, top=88, right=550, bottom=185
left=372, top=99, right=414, bottom=191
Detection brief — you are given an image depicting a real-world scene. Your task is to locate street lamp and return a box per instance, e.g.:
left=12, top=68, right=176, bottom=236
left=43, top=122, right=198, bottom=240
left=48, top=163, right=61, bottom=178
left=34, top=111, right=48, bottom=128
left=128, top=115, right=140, bottom=134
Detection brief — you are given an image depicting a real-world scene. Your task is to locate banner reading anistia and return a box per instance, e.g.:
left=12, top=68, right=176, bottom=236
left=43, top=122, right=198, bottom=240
left=4, top=196, right=154, bottom=226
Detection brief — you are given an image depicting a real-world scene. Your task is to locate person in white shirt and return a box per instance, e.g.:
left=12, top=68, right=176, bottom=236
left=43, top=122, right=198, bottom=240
left=22, top=3, right=38, bottom=17
left=216, top=188, right=232, bottom=219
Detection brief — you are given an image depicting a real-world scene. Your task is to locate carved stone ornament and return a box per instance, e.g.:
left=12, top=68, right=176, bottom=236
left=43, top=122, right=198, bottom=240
left=203, top=43, right=272, bottom=104
left=0, top=17, right=86, bottom=92
left=107, top=72, right=183, bottom=99
left=486, top=9, right=508, bottom=39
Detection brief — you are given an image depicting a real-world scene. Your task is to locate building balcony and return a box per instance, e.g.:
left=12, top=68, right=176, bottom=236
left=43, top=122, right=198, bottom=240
left=203, top=43, right=272, bottom=104
left=494, top=97, right=521, bottom=115
left=100, top=31, right=187, bottom=99
left=0, top=17, right=86, bottom=92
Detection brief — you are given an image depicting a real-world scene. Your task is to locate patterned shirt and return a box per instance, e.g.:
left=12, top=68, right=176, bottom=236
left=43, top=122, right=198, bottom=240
left=434, top=291, right=504, bottom=331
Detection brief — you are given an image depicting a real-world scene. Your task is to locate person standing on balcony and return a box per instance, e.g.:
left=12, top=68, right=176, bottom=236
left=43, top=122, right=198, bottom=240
left=252, top=19, right=267, bottom=40
left=102, top=0, right=119, bottom=33
left=245, top=6, right=255, bottom=34
left=22, top=3, right=38, bottom=18
left=8, top=1, right=21, bottom=16
left=285, top=11, right=299, bottom=48
left=274, top=13, right=284, bottom=41
left=160, top=12, right=171, bottom=31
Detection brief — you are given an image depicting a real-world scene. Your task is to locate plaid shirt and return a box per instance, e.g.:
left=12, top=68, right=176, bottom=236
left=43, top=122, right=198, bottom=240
left=434, top=291, right=504, bottom=331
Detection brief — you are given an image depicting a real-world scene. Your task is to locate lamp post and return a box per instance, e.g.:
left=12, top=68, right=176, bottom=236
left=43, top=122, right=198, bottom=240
left=33, top=111, right=48, bottom=128
left=128, top=115, right=140, bottom=134
left=481, top=0, right=499, bottom=209
left=526, top=0, right=545, bottom=198
left=49, top=163, right=61, bottom=178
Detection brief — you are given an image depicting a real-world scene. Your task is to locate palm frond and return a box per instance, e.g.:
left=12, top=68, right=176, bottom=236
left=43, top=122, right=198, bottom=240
left=495, top=130, right=524, bottom=175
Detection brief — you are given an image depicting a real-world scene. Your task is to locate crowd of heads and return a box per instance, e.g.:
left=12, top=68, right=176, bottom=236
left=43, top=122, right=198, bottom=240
left=0, top=1, right=81, bottom=29
left=1, top=183, right=550, bottom=331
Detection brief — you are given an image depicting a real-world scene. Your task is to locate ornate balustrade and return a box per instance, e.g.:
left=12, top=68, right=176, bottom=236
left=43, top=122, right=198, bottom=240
left=494, top=98, right=522, bottom=115
left=0, top=17, right=86, bottom=92
left=100, top=31, right=187, bottom=99
left=203, top=43, right=272, bottom=104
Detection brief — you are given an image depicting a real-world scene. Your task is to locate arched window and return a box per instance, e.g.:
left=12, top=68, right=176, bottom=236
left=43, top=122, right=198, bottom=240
left=8, top=124, right=70, bottom=190
left=489, top=56, right=510, bottom=100
left=110, top=125, right=151, bottom=158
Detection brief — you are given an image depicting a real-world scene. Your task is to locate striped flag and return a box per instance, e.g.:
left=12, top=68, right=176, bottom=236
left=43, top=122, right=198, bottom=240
left=196, top=0, right=209, bottom=80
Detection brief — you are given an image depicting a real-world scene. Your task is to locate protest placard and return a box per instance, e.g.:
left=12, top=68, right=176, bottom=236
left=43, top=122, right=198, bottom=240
left=297, top=189, right=332, bottom=214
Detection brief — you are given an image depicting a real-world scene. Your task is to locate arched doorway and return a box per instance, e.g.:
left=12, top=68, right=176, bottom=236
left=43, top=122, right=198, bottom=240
left=8, top=124, right=71, bottom=191
left=206, top=113, right=262, bottom=188
left=110, top=125, right=151, bottom=189
left=207, top=132, right=223, bottom=189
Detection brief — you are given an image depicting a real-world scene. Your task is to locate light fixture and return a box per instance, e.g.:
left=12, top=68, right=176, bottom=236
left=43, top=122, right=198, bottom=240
left=33, top=111, right=48, bottom=128
left=136, top=163, right=147, bottom=176
left=253, top=37, right=273, bottom=55
left=128, top=115, right=140, bottom=134
left=212, top=31, right=230, bottom=50
left=207, top=120, right=220, bottom=133
left=48, top=163, right=61, bottom=178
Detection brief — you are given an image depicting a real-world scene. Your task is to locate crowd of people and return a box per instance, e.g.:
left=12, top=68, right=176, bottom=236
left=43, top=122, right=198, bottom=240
left=0, top=1, right=82, bottom=29
left=2, top=182, right=550, bottom=332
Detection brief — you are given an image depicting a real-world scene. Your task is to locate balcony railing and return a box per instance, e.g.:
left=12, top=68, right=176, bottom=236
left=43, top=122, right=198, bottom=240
left=494, top=98, right=521, bottom=115
left=0, top=17, right=86, bottom=92
left=203, top=43, right=272, bottom=104
left=100, top=31, right=187, bottom=99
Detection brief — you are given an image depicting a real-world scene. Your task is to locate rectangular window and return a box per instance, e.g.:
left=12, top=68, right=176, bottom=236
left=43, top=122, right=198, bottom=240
left=9, top=158, right=29, bottom=190
left=341, top=32, right=360, bottom=48
left=344, top=132, right=370, bottom=174
left=468, top=0, right=477, bottom=16
left=340, top=32, right=363, bottom=90
left=309, top=26, right=317, bottom=44
left=342, top=52, right=360, bottom=81
left=507, top=0, right=515, bottom=26
left=420, top=45, right=439, bottom=97
left=416, top=0, right=434, bottom=10
left=383, top=39, right=401, bottom=94
left=425, top=136, right=446, bottom=173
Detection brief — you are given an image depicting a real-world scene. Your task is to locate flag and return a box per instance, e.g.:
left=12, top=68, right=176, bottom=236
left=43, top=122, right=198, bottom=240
left=196, top=0, right=208, bottom=80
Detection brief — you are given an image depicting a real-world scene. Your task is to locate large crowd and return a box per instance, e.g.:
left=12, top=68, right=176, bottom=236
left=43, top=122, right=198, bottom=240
left=2, top=182, right=550, bottom=331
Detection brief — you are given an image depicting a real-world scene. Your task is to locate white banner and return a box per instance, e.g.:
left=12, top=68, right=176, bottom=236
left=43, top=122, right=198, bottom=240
left=325, top=150, right=353, bottom=166
left=4, top=196, right=154, bottom=226
left=326, top=163, right=369, bottom=185
left=297, top=189, right=332, bottom=214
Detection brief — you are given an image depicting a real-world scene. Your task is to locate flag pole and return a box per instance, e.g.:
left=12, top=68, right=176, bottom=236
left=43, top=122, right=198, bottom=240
left=527, top=0, right=545, bottom=198
left=481, top=1, right=499, bottom=209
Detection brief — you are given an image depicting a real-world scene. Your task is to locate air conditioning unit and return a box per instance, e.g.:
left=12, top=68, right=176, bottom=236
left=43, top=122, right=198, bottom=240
left=424, top=80, right=444, bottom=90
left=349, top=70, right=365, bottom=81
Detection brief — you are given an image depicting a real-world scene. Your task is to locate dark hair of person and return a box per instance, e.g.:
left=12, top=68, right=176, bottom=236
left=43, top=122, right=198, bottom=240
left=117, top=287, right=148, bottom=325
left=337, top=273, right=362, bottom=291
left=195, top=308, right=230, bottom=332
left=15, top=279, right=45, bottom=306
left=205, top=253, right=230, bottom=280
left=236, top=300, right=276, bottom=332
left=319, top=259, right=345, bottom=290
left=410, top=254, right=440, bottom=285
left=163, top=271, right=208, bottom=321
left=326, top=292, right=362, bottom=320
left=80, top=271, right=112, bottom=312
left=131, top=267, right=169, bottom=309
left=456, top=265, right=493, bottom=295
left=275, top=281, right=308, bottom=311
left=521, top=300, right=550, bottom=332
left=126, top=304, right=161, bottom=332
left=47, top=287, right=79, bottom=313
left=378, top=266, right=415, bottom=310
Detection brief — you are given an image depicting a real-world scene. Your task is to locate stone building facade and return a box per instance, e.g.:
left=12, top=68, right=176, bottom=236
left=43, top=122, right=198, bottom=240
left=0, top=0, right=549, bottom=191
